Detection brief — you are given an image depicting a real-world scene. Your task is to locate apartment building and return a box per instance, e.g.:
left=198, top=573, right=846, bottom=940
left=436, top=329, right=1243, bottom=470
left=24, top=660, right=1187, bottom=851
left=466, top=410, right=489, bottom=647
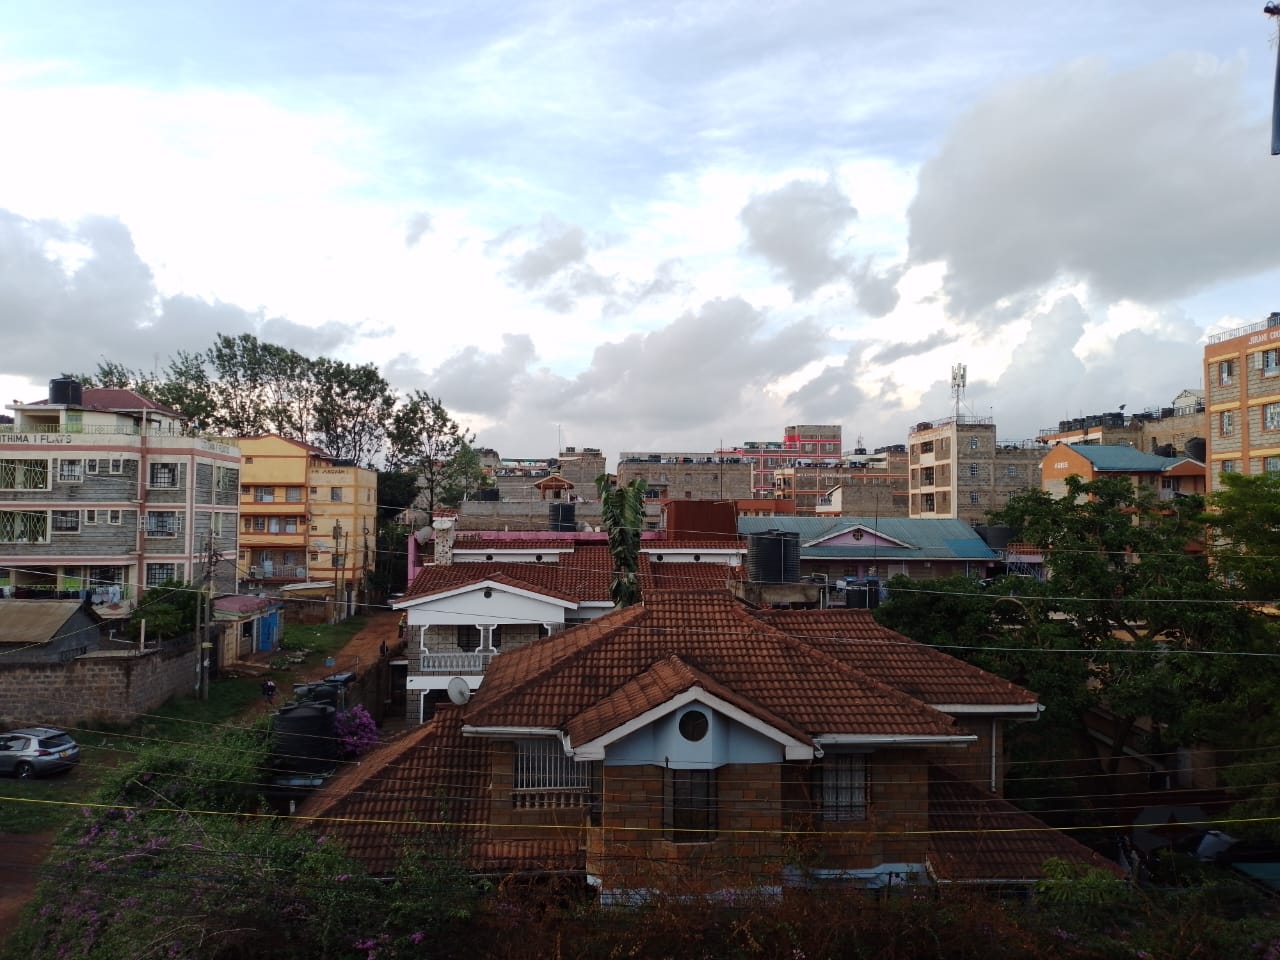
left=907, top=417, right=1042, bottom=524
left=1203, top=312, right=1280, bottom=493
left=1040, top=444, right=1207, bottom=500
left=615, top=451, right=753, bottom=501
left=237, top=435, right=377, bottom=602
left=0, top=378, right=240, bottom=610
left=727, top=424, right=843, bottom=497
left=1036, top=391, right=1206, bottom=460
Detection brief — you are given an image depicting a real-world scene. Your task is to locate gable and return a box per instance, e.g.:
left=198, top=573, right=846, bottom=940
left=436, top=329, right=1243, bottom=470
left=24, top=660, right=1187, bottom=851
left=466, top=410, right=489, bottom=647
left=601, top=698, right=797, bottom=767
left=804, top=524, right=912, bottom=550
left=397, top=579, right=576, bottom=623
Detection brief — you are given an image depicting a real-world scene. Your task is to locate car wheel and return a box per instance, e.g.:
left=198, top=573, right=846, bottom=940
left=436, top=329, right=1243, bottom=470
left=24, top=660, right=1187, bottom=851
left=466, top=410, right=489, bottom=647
left=14, top=762, right=33, bottom=780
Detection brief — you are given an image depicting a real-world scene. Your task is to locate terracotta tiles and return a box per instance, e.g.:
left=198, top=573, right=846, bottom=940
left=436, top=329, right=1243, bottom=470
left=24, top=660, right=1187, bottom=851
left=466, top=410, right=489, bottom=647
left=753, top=609, right=1038, bottom=707
left=927, top=767, right=1124, bottom=882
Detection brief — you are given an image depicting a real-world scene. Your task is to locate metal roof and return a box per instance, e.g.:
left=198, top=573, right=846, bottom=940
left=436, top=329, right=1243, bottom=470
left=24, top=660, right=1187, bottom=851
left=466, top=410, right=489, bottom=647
left=737, top=516, right=997, bottom=561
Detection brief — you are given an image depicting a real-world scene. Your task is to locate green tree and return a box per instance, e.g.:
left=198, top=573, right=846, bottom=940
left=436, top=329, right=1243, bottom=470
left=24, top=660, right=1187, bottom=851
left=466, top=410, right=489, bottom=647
left=129, top=579, right=198, bottom=641
left=1204, top=471, right=1280, bottom=600
left=310, top=357, right=394, bottom=466
left=387, top=391, right=475, bottom=524
left=597, top=474, right=645, bottom=607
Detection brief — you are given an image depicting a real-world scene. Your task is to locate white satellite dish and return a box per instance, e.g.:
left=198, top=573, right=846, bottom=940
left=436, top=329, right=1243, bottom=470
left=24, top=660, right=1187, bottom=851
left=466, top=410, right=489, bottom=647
left=446, top=676, right=471, bottom=705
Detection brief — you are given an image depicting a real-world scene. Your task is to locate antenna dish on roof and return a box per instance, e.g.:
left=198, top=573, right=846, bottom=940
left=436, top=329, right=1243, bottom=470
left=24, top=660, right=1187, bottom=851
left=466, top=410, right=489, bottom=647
left=446, top=676, right=471, bottom=705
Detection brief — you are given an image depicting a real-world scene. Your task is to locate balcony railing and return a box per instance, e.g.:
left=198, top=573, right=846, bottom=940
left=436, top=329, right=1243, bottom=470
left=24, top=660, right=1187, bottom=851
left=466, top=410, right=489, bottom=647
left=419, top=650, right=499, bottom=675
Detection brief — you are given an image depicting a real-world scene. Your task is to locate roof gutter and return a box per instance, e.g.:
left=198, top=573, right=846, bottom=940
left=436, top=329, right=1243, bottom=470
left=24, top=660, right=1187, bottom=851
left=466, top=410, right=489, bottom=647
left=462, top=725, right=574, bottom=755
left=814, top=734, right=977, bottom=748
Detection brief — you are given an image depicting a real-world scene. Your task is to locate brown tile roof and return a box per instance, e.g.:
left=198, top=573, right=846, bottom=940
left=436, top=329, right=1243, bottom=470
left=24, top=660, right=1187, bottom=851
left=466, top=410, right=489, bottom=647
left=464, top=590, right=963, bottom=741
left=33, top=387, right=177, bottom=416
left=752, top=609, right=1039, bottom=708
left=638, top=557, right=742, bottom=592
left=453, top=537, right=587, bottom=551
left=927, top=767, right=1124, bottom=883
left=301, top=705, right=493, bottom=876
left=403, top=546, right=616, bottom=604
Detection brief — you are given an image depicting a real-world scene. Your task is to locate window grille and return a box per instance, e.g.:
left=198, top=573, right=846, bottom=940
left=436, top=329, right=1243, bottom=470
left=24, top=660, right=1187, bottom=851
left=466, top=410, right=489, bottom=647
left=0, top=459, right=48, bottom=490
left=665, top=768, right=717, bottom=842
left=0, top=511, right=48, bottom=542
left=149, top=463, right=179, bottom=488
left=145, top=563, right=178, bottom=587
left=146, top=512, right=181, bottom=537
left=58, top=460, right=84, bottom=482
left=819, top=755, right=868, bottom=821
left=51, top=510, right=80, bottom=532
left=513, top=739, right=591, bottom=808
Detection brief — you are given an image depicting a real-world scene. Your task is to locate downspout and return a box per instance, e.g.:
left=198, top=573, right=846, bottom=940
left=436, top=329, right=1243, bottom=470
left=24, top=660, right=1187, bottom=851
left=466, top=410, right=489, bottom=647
left=990, top=718, right=997, bottom=793
left=136, top=411, right=147, bottom=598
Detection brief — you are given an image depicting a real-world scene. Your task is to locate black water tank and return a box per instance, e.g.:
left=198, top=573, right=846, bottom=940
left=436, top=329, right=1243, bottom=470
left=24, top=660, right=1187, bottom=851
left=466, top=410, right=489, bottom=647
left=747, top=530, right=799, bottom=583
left=49, top=377, right=82, bottom=406
left=549, top=502, right=576, bottom=532
left=975, top=524, right=1013, bottom=551
left=845, top=579, right=880, bottom=610
left=479, top=487, right=500, bottom=502
left=1185, top=437, right=1206, bottom=462
left=271, top=702, right=338, bottom=773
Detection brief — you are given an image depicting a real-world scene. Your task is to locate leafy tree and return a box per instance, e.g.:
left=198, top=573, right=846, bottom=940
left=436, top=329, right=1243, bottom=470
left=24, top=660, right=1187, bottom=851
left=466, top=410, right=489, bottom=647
left=129, top=579, right=198, bottom=641
left=597, top=474, right=646, bottom=607
left=438, top=441, right=491, bottom=506
left=1203, top=471, right=1280, bottom=599
left=310, top=357, right=394, bottom=466
left=387, top=391, right=475, bottom=524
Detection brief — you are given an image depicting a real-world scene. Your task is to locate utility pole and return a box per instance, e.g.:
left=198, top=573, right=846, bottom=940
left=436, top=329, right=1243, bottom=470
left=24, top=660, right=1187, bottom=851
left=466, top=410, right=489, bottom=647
left=199, top=531, right=217, bottom=700
left=332, top=520, right=344, bottom=623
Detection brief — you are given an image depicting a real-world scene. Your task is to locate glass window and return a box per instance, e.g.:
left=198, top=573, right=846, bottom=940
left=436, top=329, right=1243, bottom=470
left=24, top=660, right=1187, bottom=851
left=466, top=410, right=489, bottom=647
left=109, top=458, right=124, bottom=474
left=285, top=487, right=303, bottom=502
left=51, top=510, right=80, bottom=532
left=1219, top=359, right=1236, bottom=385
left=330, top=487, right=343, bottom=502
left=666, top=768, right=716, bottom=842
left=514, top=739, right=590, bottom=793
left=145, top=563, right=178, bottom=587
left=58, top=459, right=84, bottom=482
left=969, top=435, right=979, bottom=449
left=1221, top=460, right=1238, bottom=474
left=145, top=512, right=181, bottom=537
left=970, top=492, right=981, bottom=504
left=84, top=510, right=97, bottom=524
left=968, top=463, right=979, bottom=478
left=1266, top=457, right=1280, bottom=475
left=0, top=459, right=49, bottom=490
left=149, top=463, right=179, bottom=488
left=1264, top=349, right=1280, bottom=376
left=1265, top=403, right=1280, bottom=431
left=85, top=459, right=99, bottom=474
left=1221, top=411, right=1235, bottom=436
left=0, top=511, right=48, bottom=543
left=820, top=755, right=868, bottom=821
left=108, top=510, right=121, bottom=525
left=254, top=487, right=275, bottom=503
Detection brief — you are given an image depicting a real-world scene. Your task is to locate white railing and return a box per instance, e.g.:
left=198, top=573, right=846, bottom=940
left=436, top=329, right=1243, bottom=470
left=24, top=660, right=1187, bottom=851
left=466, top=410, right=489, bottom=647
left=419, top=650, right=499, bottom=674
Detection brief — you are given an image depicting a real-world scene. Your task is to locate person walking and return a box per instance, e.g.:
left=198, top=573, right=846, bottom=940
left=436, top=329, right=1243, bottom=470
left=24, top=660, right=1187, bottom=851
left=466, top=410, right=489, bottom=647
left=261, top=678, right=277, bottom=706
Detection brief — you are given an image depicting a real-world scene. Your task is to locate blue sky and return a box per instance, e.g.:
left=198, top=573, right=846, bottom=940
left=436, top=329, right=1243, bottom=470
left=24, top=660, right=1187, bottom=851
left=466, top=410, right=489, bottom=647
left=1, top=2, right=1279, bottom=459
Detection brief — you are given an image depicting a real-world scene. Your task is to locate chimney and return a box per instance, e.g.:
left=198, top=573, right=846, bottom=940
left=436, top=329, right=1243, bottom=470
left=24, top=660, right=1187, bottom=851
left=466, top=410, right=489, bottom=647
left=432, top=517, right=457, bottom=566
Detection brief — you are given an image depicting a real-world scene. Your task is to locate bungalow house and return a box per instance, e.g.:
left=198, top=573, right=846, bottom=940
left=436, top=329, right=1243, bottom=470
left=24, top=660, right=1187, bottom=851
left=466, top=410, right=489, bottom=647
left=391, top=518, right=746, bottom=722
left=1040, top=444, right=1207, bottom=500
left=306, top=590, right=1117, bottom=899
left=0, top=598, right=104, bottom=663
left=737, top=516, right=998, bottom=584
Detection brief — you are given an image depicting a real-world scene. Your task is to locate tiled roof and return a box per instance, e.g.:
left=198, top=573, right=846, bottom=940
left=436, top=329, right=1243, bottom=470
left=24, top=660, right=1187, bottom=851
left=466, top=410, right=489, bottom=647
left=927, top=767, right=1124, bottom=883
left=402, top=546, right=617, bottom=604
left=453, top=537, right=587, bottom=551
left=464, top=590, right=963, bottom=741
left=639, top=557, right=742, bottom=592
left=30, top=387, right=178, bottom=416
left=737, top=517, right=997, bottom=561
left=1066, top=444, right=1196, bottom=473
left=751, top=609, right=1038, bottom=707
left=302, top=705, right=493, bottom=876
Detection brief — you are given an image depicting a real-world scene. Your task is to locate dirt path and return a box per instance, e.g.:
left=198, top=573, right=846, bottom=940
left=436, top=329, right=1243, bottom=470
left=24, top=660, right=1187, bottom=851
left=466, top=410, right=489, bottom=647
left=0, top=611, right=403, bottom=932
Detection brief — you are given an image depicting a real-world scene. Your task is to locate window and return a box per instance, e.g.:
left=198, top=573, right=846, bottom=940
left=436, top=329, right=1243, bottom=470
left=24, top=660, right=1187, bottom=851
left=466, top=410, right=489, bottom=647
left=285, top=487, right=303, bottom=502
left=108, top=509, right=121, bottom=525
left=65, top=411, right=82, bottom=433
left=919, top=441, right=934, bottom=454
left=1006, top=465, right=1018, bottom=477
left=1221, top=411, right=1235, bottom=437
left=1265, top=403, right=1280, bottom=431
left=145, top=512, right=181, bottom=537
left=454, top=624, right=502, bottom=651
left=330, top=487, right=343, bottom=502
left=58, top=459, right=84, bottom=482
left=514, top=739, right=590, bottom=793
left=252, top=517, right=266, bottom=532
left=109, top=458, right=123, bottom=475
left=1221, top=460, right=1238, bottom=474
left=215, top=466, right=238, bottom=492
left=1266, top=457, right=1280, bottom=475
left=819, top=755, right=868, bottom=822
left=51, top=510, right=80, bottom=532
left=921, top=492, right=935, bottom=513
left=0, top=459, right=49, bottom=490
left=921, top=466, right=934, bottom=485
left=0, top=511, right=48, bottom=543
left=84, top=510, right=97, bottom=524
left=85, top=459, right=99, bottom=475
left=145, top=563, right=178, bottom=587
left=970, top=492, right=981, bottom=504
left=211, top=513, right=224, bottom=536
left=1219, top=359, right=1236, bottom=385
left=665, top=768, right=716, bottom=842
left=309, top=486, right=318, bottom=495
left=149, top=462, right=179, bottom=488
left=244, top=456, right=254, bottom=464
left=309, top=551, right=319, bottom=562
left=969, top=436, right=979, bottom=450
left=968, top=463, right=979, bottom=478
left=254, top=488, right=276, bottom=503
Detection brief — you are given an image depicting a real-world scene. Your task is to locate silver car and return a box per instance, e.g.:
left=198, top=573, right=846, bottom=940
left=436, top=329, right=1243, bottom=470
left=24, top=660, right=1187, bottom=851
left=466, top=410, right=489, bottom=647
left=0, top=727, right=80, bottom=778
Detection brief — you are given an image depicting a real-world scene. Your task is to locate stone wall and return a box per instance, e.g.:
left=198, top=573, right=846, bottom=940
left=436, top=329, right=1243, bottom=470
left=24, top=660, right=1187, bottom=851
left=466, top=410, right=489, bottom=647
left=0, top=639, right=200, bottom=727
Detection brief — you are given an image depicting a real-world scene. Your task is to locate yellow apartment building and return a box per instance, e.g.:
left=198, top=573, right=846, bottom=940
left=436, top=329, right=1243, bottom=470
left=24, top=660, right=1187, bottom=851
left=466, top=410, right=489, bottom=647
left=237, top=435, right=377, bottom=608
left=1203, top=312, right=1280, bottom=493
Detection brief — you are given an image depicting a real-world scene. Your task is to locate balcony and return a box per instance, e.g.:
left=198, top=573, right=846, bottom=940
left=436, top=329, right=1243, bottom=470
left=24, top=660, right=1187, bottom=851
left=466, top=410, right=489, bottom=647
left=419, top=650, right=499, bottom=675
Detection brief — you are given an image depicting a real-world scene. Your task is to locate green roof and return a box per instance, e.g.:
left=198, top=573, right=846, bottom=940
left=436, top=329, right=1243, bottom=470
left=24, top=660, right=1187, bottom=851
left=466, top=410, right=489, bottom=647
left=1066, top=444, right=1197, bottom=472
left=736, top=517, right=997, bottom=561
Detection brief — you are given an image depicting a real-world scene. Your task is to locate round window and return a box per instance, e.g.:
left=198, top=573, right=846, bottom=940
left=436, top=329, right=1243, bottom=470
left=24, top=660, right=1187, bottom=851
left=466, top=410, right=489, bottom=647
left=678, top=709, right=709, bottom=742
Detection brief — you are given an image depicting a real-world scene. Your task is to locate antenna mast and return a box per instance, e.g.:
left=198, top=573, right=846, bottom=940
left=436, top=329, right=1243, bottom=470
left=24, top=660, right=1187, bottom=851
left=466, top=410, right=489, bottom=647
left=950, top=363, right=967, bottom=419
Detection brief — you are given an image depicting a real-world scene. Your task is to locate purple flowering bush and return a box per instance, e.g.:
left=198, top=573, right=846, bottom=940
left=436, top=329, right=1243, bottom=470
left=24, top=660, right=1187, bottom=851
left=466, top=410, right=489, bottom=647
left=334, top=704, right=380, bottom=758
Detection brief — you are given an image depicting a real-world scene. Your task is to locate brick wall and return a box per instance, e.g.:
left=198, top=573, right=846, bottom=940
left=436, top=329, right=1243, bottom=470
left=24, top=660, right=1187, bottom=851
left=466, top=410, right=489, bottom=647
left=0, top=640, right=199, bottom=727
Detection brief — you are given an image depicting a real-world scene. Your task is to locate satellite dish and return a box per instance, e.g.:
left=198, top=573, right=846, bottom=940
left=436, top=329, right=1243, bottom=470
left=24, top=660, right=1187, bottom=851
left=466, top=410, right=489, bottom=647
left=446, top=677, right=471, bottom=705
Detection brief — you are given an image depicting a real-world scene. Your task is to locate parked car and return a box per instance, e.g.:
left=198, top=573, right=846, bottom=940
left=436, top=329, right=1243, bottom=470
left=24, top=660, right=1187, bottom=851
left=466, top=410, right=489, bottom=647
left=0, top=727, right=80, bottom=779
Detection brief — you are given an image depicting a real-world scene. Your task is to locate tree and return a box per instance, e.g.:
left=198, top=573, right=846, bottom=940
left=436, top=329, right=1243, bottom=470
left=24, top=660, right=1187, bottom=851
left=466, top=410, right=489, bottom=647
left=387, top=392, right=474, bottom=524
left=310, top=358, right=394, bottom=466
left=128, top=580, right=198, bottom=641
left=597, top=474, right=646, bottom=607
left=1203, top=471, right=1280, bottom=600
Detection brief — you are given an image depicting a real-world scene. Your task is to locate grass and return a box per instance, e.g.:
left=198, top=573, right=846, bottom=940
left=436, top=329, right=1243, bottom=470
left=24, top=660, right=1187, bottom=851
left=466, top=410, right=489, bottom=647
left=0, top=615, right=371, bottom=835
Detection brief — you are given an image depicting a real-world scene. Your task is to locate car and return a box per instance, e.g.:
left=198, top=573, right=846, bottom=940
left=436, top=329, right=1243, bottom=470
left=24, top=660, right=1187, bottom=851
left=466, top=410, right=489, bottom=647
left=0, top=727, right=80, bottom=779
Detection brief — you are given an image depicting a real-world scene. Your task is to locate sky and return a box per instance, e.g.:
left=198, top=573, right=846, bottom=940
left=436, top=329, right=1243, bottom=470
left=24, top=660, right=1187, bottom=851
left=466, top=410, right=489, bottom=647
left=2, top=2, right=1279, bottom=463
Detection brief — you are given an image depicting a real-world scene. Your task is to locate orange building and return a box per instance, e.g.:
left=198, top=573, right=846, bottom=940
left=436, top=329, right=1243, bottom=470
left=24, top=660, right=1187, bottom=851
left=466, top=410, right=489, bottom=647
left=1203, top=312, right=1280, bottom=493
left=1040, top=443, right=1206, bottom=500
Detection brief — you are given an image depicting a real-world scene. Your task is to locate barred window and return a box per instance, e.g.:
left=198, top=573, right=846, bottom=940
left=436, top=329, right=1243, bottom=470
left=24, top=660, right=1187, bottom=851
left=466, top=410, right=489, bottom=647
left=149, top=462, right=179, bottom=488
left=819, top=755, right=868, bottom=822
left=58, top=460, right=84, bottom=482
left=514, top=739, right=590, bottom=792
left=145, top=563, right=178, bottom=587
left=0, top=511, right=48, bottom=543
left=0, top=459, right=49, bottom=490
left=285, top=486, right=303, bottom=502
left=145, top=512, right=181, bottom=537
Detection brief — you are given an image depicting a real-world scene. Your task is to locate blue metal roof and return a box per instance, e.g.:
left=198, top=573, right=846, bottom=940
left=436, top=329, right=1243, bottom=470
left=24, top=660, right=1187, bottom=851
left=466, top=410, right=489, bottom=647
left=1066, top=444, right=1192, bottom=473
left=737, top=517, right=997, bottom=561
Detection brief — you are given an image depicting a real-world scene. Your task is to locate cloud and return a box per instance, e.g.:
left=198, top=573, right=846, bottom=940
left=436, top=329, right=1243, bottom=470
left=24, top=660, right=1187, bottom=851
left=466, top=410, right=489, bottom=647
left=740, top=178, right=857, bottom=300
left=502, top=217, right=592, bottom=289
left=386, top=333, right=539, bottom=416
left=404, top=212, right=433, bottom=247
left=869, top=330, right=959, bottom=365
left=908, top=56, right=1280, bottom=315
left=851, top=260, right=904, bottom=317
